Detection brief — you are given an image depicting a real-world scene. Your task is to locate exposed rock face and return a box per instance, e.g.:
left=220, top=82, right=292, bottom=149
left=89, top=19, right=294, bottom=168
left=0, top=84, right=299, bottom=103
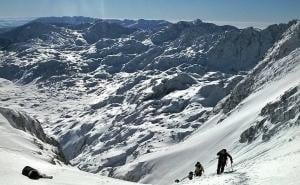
left=207, top=21, right=300, bottom=145
left=240, top=86, right=300, bottom=143
left=220, top=21, right=300, bottom=114
left=143, top=73, right=196, bottom=100
left=0, top=107, right=52, bottom=143
left=83, top=21, right=136, bottom=44
left=0, top=107, right=67, bottom=164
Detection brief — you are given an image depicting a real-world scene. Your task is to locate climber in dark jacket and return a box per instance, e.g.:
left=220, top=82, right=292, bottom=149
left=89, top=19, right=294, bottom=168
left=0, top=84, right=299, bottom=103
left=22, top=166, right=53, bottom=180
left=217, top=149, right=233, bottom=174
left=188, top=171, right=194, bottom=180
left=194, top=161, right=204, bottom=176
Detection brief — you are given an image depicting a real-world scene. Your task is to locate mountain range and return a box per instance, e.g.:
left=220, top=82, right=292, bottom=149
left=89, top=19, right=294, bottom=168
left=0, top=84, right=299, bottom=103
left=0, top=16, right=299, bottom=185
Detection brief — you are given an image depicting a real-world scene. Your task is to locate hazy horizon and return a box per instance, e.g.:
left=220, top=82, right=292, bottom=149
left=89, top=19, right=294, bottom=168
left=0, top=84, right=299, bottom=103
left=0, top=16, right=297, bottom=29
left=0, top=0, right=299, bottom=29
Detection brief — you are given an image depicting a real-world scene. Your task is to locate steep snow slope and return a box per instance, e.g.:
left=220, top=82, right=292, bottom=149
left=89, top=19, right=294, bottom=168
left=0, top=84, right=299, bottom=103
left=0, top=18, right=298, bottom=181
left=0, top=107, right=145, bottom=185
left=114, top=22, right=300, bottom=185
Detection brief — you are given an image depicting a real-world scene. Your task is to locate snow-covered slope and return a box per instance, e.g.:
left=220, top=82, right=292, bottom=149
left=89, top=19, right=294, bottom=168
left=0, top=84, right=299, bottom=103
left=0, top=17, right=299, bottom=184
left=113, top=21, right=300, bottom=185
left=0, top=107, right=145, bottom=185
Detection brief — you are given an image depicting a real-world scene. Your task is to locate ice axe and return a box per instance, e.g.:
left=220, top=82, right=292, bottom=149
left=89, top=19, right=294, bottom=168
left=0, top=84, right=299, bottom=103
left=175, top=171, right=195, bottom=183
left=174, top=175, right=188, bottom=183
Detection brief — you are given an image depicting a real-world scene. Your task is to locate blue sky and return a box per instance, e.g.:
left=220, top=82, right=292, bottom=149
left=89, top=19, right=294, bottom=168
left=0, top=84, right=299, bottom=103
left=0, top=0, right=299, bottom=28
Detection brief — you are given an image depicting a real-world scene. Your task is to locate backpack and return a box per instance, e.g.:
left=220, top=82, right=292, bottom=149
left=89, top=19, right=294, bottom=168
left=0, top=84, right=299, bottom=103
left=188, top=171, right=194, bottom=180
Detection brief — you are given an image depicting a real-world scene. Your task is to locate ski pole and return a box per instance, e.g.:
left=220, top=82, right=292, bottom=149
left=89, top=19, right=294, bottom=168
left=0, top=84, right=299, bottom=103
left=175, top=175, right=188, bottom=183
left=180, top=175, right=188, bottom=181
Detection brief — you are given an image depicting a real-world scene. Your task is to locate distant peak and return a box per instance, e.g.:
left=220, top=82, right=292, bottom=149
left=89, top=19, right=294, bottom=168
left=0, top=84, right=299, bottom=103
left=193, top=19, right=203, bottom=24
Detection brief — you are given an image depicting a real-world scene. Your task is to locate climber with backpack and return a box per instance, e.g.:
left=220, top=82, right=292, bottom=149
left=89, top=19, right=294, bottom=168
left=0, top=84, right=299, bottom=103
left=194, top=161, right=204, bottom=176
left=216, top=149, right=233, bottom=174
left=22, top=166, right=53, bottom=180
left=174, top=162, right=204, bottom=183
left=188, top=171, right=194, bottom=180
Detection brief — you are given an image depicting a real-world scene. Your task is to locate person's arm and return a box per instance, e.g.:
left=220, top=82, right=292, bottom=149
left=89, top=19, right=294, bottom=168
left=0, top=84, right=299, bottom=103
left=227, top=153, right=233, bottom=163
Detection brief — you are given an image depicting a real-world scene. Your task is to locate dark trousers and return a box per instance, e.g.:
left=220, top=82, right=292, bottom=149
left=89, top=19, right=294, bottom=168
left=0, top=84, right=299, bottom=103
left=195, top=171, right=202, bottom=176
left=217, top=161, right=226, bottom=174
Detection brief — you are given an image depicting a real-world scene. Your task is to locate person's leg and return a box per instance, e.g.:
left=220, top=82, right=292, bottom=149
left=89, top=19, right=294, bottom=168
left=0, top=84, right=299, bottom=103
left=195, top=169, right=200, bottom=176
left=217, top=161, right=222, bottom=174
left=220, top=163, right=225, bottom=173
left=40, top=173, right=53, bottom=179
left=43, top=175, right=53, bottom=179
left=28, top=170, right=41, bottom=179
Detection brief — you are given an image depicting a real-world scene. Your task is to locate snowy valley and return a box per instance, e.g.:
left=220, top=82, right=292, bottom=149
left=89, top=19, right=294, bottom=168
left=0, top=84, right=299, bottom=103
left=0, top=17, right=300, bottom=185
